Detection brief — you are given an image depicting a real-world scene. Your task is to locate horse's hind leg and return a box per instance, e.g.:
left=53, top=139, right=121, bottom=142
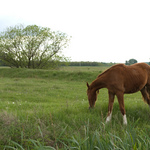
left=141, top=86, right=150, bottom=105
left=106, top=91, right=115, bottom=123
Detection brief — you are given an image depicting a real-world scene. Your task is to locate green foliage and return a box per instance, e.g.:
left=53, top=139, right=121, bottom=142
left=0, top=66, right=150, bottom=149
left=0, top=24, right=71, bottom=69
left=125, top=59, right=138, bottom=65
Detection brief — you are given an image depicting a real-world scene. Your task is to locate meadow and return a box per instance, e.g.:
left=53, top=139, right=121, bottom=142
left=0, top=66, right=150, bottom=149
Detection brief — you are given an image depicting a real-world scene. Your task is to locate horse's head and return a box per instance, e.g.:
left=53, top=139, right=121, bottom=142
left=87, top=82, right=99, bottom=109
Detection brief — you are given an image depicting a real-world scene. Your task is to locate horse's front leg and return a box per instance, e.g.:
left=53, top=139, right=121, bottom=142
left=116, top=92, right=127, bottom=125
left=106, top=91, right=115, bottom=123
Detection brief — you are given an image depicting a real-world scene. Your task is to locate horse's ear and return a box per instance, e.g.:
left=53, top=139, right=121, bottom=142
left=87, top=82, right=90, bottom=88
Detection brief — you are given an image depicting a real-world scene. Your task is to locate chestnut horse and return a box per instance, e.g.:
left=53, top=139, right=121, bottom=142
left=87, top=63, right=150, bottom=125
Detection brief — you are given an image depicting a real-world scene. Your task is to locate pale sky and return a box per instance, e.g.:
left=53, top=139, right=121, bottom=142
left=0, top=0, right=150, bottom=63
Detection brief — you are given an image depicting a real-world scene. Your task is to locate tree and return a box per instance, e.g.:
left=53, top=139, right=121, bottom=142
left=0, top=24, right=71, bottom=68
left=125, top=59, right=138, bottom=65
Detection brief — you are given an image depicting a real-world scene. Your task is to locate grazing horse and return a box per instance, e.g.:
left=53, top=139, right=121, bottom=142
left=87, top=63, right=150, bottom=125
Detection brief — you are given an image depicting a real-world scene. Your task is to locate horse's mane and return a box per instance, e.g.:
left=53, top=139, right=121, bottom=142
left=97, top=64, right=125, bottom=78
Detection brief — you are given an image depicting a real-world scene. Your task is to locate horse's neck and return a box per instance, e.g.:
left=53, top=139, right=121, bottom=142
left=91, top=77, right=106, bottom=91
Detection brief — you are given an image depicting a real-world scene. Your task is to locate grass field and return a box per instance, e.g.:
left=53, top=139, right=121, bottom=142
left=0, top=66, right=150, bottom=149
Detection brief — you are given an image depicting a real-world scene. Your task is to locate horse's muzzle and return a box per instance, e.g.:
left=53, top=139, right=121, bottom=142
left=89, top=106, right=94, bottom=110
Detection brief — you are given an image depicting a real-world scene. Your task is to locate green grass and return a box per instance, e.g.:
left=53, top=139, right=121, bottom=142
left=0, top=66, right=150, bottom=149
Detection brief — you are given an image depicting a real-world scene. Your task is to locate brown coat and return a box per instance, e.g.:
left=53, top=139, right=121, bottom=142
left=87, top=63, right=150, bottom=124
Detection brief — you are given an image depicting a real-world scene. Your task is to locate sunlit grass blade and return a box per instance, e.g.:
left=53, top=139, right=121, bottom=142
left=5, top=141, right=24, bottom=150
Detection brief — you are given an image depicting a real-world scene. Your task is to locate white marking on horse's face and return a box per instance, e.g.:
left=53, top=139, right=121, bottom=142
left=123, top=114, right=127, bottom=125
left=106, top=112, right=112, bottom=123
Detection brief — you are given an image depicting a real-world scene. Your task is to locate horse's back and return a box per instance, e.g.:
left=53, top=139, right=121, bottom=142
left=99, top=63, right=150, bottom=93
left=125, top=63, right=150, bottom=80
left=98, top=63, right=150, bottom=83
left=103, top=63, right=150, bottom=77
left=121, top=63, right=150, bottom=93
left=127, top=63, right=150, bottom=70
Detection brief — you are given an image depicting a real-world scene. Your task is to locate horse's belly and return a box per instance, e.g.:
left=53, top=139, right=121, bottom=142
left=123, top=72, right=148, bottom=94
left=124, top=82, right=145, bottom=94
left=124, top=88, right=140, bottom=94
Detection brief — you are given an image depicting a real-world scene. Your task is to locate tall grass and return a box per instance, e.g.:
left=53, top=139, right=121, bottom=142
left=4, top=120, right=150, bottom=150
left=63, top=119, right=150, bottom=150
left=0, top=67, right=150, bottom=149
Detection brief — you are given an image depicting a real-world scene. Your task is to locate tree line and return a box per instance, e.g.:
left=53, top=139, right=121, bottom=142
left=63, top=61, right=116, bottom=66
left=0, top=60, right=116, bottom=67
